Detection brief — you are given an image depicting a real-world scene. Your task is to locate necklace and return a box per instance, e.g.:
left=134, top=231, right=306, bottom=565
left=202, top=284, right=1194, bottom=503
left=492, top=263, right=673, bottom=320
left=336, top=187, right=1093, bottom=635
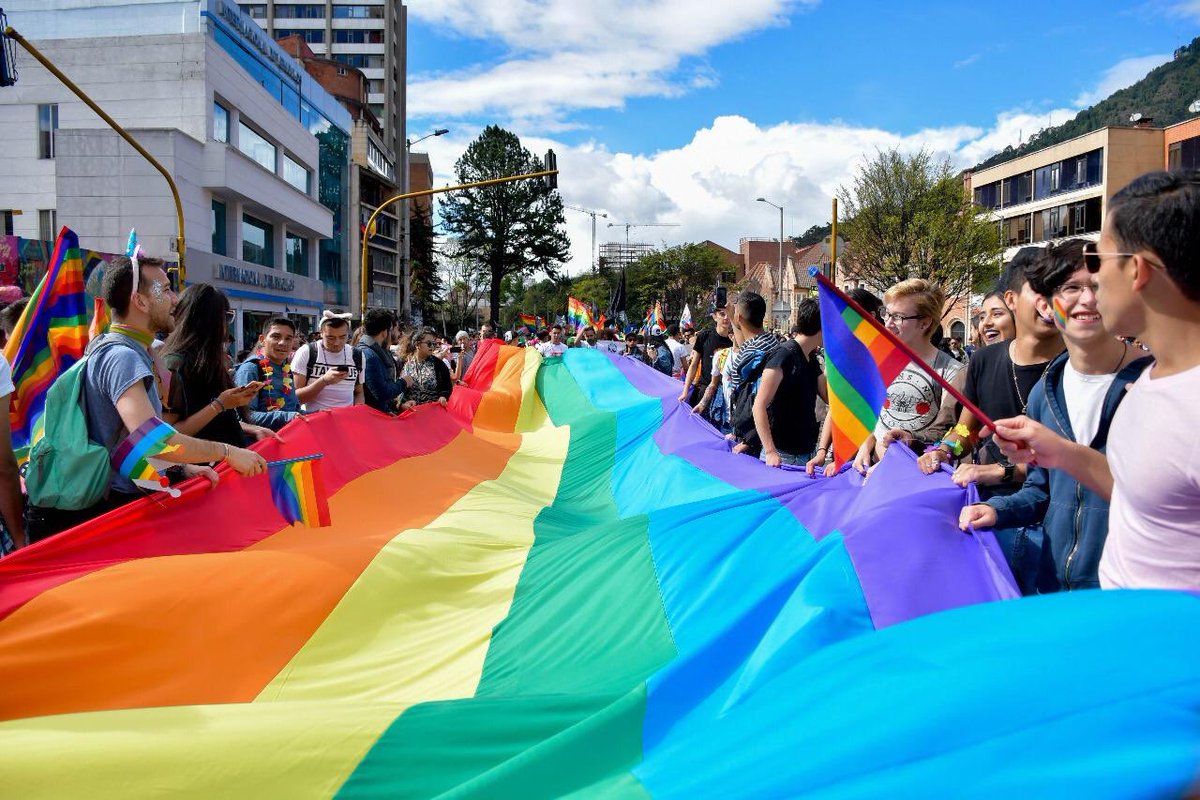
left=109, top=322, right=155, bottom=349
left=1009, top=341, right=1052, bottom=414
left=257, top=357, right=293, bottom=410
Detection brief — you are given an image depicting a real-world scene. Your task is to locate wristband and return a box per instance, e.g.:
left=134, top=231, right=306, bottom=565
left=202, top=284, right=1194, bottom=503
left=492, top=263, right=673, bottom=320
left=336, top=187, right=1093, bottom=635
left=816, top=446, right=828, bottom=455
left=221, top=443, right=229, bottom=462
left=952, top=423, right=971, bottom=439
left=210, top=397, right=225, bottom=413
left=938, top=437, right=964, bottom=457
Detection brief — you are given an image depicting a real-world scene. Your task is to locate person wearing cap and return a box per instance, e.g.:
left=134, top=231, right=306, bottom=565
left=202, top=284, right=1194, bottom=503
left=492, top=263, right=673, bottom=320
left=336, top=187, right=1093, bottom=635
left=680, top=300, right=733, bottom=411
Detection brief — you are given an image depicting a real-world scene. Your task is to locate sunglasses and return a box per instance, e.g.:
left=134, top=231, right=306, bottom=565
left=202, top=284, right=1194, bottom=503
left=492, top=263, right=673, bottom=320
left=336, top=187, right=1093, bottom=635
left=1082, top=241, right=1136, bottom=274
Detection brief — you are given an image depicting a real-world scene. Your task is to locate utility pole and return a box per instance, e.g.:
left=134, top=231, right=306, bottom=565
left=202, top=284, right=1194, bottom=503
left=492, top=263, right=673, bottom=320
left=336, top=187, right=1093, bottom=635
left=564, top=204, right=607, bottom=273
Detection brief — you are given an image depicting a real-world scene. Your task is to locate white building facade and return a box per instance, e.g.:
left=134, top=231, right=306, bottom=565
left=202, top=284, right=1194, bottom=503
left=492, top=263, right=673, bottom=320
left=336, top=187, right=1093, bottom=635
left=0, top=0, right=355, bottom=348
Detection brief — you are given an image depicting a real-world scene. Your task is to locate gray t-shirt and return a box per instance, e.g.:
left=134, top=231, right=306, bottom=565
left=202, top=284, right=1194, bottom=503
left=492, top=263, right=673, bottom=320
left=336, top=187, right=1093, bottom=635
left=84, top=333, right=161, bottom=494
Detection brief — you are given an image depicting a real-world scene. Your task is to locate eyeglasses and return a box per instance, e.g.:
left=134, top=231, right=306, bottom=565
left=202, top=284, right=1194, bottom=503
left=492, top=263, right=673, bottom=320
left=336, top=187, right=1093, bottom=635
left=1082, top=241, right=1136, bottom=274
left=226, top=309, right=236, bottom=321
left=882, top=312, right=925, bottom=324
left=1054, top=282, right=1095, bottom=300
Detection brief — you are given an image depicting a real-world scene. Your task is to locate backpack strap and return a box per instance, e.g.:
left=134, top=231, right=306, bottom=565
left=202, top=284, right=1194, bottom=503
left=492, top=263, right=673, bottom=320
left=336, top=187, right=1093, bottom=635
left=305, top=341, right=320, bottom=382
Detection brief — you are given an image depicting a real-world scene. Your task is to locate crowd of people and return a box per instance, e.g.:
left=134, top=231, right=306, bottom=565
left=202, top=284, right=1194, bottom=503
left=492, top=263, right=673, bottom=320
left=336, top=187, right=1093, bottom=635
left=0, top=168, right=1194, bottom=597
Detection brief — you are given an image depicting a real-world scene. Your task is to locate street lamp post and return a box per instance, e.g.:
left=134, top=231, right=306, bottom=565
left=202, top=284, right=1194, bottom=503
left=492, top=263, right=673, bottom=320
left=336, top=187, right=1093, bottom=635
left=756, top=197, right=785, bottom=328
left=398, top=128, right=448, bottom=321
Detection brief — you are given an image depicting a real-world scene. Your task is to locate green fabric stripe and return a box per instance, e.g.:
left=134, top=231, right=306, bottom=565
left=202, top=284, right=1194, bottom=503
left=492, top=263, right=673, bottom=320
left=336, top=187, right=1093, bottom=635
left=336, top=359, right=673, bottom=797
left=823, top=357, right=880, bottom=432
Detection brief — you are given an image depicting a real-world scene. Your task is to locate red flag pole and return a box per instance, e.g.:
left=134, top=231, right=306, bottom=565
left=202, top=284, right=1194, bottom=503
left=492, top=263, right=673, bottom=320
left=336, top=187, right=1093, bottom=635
left=810, top=268, right=997, bottom=431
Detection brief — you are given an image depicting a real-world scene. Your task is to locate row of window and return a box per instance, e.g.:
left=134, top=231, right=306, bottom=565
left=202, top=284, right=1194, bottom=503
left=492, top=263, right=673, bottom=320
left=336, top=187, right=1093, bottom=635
left=1, top=209, right=56, bottom=240
left=212, top=199, right=310, bottom=275
left=331, top=53, right=384, bottom=69
left=996, top=197, right=1102, bottom=246
left=241, top=3, right=386, bottom=19
left=214, top=101, right=312, bottom=194
left=1168, top=137, right=1200, bottom=171
left=974, top=148, right=1104, bottom=210
left=272, top=28, right=384, bottom=44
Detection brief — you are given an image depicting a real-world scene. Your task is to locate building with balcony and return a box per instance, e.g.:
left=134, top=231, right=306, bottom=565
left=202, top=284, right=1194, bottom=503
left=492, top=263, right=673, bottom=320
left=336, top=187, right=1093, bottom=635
left=965, top=126, right=1164, bottom=259
left=0, top=0, right=355, bottom=350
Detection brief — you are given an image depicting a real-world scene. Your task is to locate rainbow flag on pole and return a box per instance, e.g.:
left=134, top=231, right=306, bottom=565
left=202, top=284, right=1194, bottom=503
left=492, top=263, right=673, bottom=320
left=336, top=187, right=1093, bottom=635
left=0, top=343, right=1195, bottom=796
left=269, top=455, right=332, bottom=528
left=517, top=313, right=544, bottom=329
left=815, top=272, right=909, bottom=469
left=566, top=296, right=592, bottom=331
left=3, top=227, right=89, bottom=462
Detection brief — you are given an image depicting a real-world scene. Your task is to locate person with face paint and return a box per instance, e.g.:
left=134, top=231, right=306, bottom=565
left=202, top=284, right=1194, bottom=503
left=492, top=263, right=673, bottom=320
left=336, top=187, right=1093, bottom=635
left=959, top=240, right=1150, bottom=592
left=995, top=170, right=1200, bottom=591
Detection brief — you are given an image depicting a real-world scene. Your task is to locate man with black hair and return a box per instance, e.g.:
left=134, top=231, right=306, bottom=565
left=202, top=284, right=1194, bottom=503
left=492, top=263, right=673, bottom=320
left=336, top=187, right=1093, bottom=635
left=356, top=308, right=407, bottom=413
left=960, top=239, right=1150, bottom=592
left=292, top=312, right=365, bottom=411
left=996, top=170, right=1200, bottom=590
left=537, top=324, right=568, bottom=358
left=236, top=317, right=303, bottom=431
left=749, top=298, right=826, bottom=466
left=727, top=292, right=778, bottom=452
left=26, top=255, right=266, bottom=542
left=664, top=323, right=690, bottom=377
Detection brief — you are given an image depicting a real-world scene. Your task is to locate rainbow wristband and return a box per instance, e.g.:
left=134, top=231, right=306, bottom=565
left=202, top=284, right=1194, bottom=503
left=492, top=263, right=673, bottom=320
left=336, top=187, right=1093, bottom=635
left=111, top=418, right=180, bottom=482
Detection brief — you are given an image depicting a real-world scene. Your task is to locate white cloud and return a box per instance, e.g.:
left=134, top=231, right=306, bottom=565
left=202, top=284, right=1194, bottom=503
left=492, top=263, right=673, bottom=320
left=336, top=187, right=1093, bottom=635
left=1165, top=0, right=1200, bottom=22
left=953, top=53, right=981, bottom=69
left=407, top=0, right=810, bottom=121
left=1074, top=53, right=1171, bottom=107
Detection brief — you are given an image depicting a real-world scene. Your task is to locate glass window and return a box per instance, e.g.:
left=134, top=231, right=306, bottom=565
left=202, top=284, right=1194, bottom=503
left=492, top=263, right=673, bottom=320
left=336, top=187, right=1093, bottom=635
left=285, top=233, right=309, bottom=276
left=2, top=210, right=14, bottom=237
left=283, top=154, right=311, bottom=193
left=1169, top=142, right=1182, bottom=170
left=242, top=214, right=274, bottom=268
left=240, top=4, right=267, bottom=18
left=332, top=5, right=385, bottom=19
left=213, top=102, right=229, bottom=143
left=276, top=28, right=325, bottom=43
left=212, top=200, right=227, bottom=256
left=238, top=121, right=277, bottom=172
left=38, top=209, right=56, bottom=242
left=37, top=104, right=58, bottom=159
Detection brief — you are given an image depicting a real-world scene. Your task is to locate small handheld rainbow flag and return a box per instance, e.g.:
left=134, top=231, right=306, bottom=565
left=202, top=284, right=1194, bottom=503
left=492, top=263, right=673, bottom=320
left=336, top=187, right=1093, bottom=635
left=4, top=227, right=89, bottom=463
left=88, top=296, right=110, bottom=342
left=814, top=275, right=910, bottom=469
left=643, top=301, right=665, bottom=334
left=111, top=418, right=181, bottom=495
left=269, top=455, right=332, bottom=528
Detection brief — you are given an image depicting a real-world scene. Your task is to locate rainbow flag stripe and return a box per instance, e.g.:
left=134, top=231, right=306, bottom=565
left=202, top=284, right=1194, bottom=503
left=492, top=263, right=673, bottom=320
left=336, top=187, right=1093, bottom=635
left=566, top=295, right=592, bottom=330
left=516, top=313, right=543, bottom=329
left=3, top=227, right=88, bottom=460
left=817, top=281, right=911, bottom=468
left=0, top=343, right=1196, bottom=797
left=110, top=418, right=178, bottom=482
left=269, top=457, right=331, bottom=527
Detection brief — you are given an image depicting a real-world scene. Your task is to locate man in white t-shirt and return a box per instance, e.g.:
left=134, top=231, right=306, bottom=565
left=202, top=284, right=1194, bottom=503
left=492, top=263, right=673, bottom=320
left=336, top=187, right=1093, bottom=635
left=995, top=170, right=1200, bottom=590
left=292, top=311, right=365, bottom=411
left=536, top=324, right=569, bottom=358
left=664, top=324, right=691, bottom=378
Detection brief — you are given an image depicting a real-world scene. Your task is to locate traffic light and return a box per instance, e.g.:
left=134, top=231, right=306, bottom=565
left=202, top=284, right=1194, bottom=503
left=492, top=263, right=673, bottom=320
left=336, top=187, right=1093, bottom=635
left=543, top=148, right=558, bottom=190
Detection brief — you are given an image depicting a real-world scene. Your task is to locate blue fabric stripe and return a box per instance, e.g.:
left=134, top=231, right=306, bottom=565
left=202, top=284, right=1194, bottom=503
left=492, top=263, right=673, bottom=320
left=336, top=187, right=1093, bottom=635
left=818, top=284, right=889, bottom=416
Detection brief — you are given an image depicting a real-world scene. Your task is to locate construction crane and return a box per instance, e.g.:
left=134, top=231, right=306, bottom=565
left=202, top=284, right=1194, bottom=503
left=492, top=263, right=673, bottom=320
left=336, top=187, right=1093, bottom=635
left=564, top=204, right=608, bottom=273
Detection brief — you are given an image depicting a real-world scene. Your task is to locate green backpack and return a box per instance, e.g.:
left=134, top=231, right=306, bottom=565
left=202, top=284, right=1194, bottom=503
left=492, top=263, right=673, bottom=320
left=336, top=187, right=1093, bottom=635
left=25, top=340, right=131, bottom=511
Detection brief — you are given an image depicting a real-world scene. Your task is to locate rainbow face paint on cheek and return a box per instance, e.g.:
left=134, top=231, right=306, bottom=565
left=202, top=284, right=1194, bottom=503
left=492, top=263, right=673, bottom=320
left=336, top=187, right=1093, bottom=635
left=1052, top=297, right=1069, bottom=329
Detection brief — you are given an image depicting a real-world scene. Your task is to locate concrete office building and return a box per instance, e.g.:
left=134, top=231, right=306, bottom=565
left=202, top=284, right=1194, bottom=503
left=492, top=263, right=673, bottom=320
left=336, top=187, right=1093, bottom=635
left=965, top=125, right=1165, bottom=260
left=0, top=0, right=355, bottom=349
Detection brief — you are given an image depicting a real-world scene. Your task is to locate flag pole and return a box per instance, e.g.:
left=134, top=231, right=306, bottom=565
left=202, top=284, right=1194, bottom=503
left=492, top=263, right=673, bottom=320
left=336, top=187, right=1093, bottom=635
left=809, top=268, right=997, bottom=431
left=265, top=454, right=324, bottom=468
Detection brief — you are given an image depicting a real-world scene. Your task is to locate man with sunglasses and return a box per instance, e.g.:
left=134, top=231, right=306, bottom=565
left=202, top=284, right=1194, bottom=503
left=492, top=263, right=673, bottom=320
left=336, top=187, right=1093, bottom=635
left=995, top=170, right=1200, bottom=591
left=960, top=240, right=1151, bottom=592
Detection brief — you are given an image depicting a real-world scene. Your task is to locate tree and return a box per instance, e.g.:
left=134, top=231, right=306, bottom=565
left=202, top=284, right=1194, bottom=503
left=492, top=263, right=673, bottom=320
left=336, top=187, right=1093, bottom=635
left=626, top=243, right=723, bottom=324
left=439, top=126, right=570, bottom=324
left=838, top=148, right=1001, bottom=305
left=435, top=240, right=488, bottom=334
left=408, top=203, right=441, bottom=320
left=792, top=223, right=832, bottom=248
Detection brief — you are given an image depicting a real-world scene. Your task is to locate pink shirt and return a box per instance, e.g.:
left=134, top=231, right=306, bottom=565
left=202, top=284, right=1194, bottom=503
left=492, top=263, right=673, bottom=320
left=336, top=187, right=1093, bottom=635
left=1100, top=363, right=1200, bottom=590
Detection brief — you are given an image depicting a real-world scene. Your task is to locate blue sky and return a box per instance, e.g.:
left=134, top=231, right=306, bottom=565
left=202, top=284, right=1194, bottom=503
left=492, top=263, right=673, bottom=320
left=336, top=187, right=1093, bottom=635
left=405, top=0, right=1197, bottom=272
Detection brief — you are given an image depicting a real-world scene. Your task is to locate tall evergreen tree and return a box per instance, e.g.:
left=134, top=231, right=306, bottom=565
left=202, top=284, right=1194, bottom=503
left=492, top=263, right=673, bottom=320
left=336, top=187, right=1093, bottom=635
left=439, top=126, right=569, bottom=324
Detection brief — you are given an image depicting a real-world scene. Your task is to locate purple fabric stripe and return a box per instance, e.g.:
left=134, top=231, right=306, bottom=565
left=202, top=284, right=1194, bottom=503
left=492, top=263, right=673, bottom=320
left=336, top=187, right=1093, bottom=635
left=606, top=354, right=1018, bottom=629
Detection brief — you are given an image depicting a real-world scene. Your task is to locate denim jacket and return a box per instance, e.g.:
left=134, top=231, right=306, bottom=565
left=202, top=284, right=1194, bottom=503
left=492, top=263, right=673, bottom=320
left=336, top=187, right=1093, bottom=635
left=988, top=351, right=1152, bottom=590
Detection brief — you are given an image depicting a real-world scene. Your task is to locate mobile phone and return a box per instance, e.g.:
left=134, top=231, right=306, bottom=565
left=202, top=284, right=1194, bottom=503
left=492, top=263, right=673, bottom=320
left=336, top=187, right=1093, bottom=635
left=450, top=346, right=462, bottom=354
left=240, top=380, right=266, bottom=391
left=333, top=365, right=350, bottom=373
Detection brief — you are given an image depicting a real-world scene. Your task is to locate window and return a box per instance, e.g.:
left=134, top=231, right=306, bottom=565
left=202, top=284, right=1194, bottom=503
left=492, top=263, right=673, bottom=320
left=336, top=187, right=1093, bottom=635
left=332, top=4, right=385, bottom=19
left=213, top=102, right=229, bottom=143
left=275, top=28, right=325, bottom=44
left=240, top=3, right=267, bottom=18
left=331, top=53, right=384, bottom=70
left=283, top=154, right=311, bottom=193
left=38, top=209, right=56, bottom=242
left=1049, top=162, right=1061, bottom=192
left=274, top=4, right=324, bottom=18
left=37, top=104, right=58, bottom=159
left=285, top=233, right=309, bottom=276
left=1072, top=203, right=1086, bottom=234
left=242, top=214, right=274, bottom=268
left=1169, top=142, right=1182, bottom=170
left=332, top=29, right=384, bottom=44
left=2, top=210, right=14, bottom=237
left=238, top=121, right=277, bottom=172
left=212, top=200, right=227, bottom=256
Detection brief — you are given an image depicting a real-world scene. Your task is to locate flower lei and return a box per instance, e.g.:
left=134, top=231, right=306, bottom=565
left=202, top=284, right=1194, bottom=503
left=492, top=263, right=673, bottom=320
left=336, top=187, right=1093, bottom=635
left=258, top=358, right=294, bottom=410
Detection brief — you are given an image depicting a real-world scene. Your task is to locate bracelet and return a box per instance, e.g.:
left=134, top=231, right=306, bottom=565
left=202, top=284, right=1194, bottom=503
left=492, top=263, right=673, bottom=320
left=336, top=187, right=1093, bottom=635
left=938, top=437, right=964, bottom=457
left=210, top=397, right=225, bottom=413
left=220, top=443, right=229, bottom=461
left=816, top=446, right=828, bottom=454
left=952, top=423, right=971, bottom=439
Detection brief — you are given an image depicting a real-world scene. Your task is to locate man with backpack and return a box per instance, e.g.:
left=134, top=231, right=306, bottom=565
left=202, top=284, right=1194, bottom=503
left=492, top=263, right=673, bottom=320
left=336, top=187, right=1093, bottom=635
left=24, top=255, right=267, bottom=543
left=728, top=292, right=779, bottom=455
left=355, top=308, right=407, bottom=414
left=291, top=310, right=364, bottom=411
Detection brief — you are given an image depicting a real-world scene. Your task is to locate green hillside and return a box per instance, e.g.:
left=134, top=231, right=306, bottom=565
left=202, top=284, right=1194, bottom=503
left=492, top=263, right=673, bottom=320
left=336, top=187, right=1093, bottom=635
left=973, top=36, right=1200, bottom=171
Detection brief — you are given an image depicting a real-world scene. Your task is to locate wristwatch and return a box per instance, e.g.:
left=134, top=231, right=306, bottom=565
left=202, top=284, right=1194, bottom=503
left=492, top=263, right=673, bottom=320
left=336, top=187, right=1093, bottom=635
left=1001, top=463, right=1016, bottom=483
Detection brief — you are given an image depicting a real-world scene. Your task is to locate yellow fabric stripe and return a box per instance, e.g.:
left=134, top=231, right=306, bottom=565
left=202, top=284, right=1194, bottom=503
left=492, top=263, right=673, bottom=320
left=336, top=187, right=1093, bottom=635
left=516, top=347, right=549, bottom=433
left=0, top=701, right=402, bottom=799
left=256, top=420, right=570, bottom=705
left=829, top=392, right=874, bottom=444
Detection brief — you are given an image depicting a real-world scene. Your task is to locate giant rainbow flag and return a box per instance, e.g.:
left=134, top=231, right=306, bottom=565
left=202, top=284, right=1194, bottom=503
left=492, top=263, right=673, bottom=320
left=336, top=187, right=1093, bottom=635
left=0, top=341, right=1197, bottom=797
